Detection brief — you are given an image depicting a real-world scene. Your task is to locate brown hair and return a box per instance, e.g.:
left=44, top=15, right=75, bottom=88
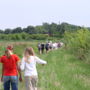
left=24, top=47, right=35, bottom=56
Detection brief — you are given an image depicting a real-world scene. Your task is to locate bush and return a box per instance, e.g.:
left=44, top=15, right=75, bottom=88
left=0, top=33, right=50, bottom=41
left=64, top=29, right=90, bottom=61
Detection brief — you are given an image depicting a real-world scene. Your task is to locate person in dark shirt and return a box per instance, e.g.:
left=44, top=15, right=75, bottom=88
left=45, top=43, right=49, bottom=53
left=41, top=43, right=45, bottom=54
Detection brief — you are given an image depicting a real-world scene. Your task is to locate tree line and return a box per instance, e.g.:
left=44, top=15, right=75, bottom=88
left=0, top=22, right=89, bottom=36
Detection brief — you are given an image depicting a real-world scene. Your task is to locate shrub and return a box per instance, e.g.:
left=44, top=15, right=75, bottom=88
left=64, top=29, right=90, bottom=61
left=0, top=33, right=50, bottom=41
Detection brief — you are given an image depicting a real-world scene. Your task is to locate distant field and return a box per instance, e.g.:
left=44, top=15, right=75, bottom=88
left=0, top=41, right=90, bottom=90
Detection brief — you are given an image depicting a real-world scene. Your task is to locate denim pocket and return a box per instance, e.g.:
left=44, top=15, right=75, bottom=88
left=10, top=76, right=18, bottom=83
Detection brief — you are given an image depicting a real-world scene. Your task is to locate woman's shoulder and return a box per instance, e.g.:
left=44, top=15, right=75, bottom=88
left=29, top=55, right=34, bottom=58
left=34, top=56, right=40, bottom=60
left=29, top=56, right=39, bottom=61
left=30, top=56, right=35, bottom=59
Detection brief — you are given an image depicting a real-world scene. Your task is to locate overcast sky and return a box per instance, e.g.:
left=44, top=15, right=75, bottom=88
left=0, top=0, right=90, bottom=29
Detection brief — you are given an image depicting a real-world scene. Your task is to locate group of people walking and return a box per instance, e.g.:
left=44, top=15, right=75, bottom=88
left=38, top=41, right=53, bottom=54
left=38, top=41, right=64, bottom=54
left=0, top=45, right=47, bottom=90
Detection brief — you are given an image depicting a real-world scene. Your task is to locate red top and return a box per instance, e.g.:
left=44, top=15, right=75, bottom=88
left=0, top=54, right=20, bottom=76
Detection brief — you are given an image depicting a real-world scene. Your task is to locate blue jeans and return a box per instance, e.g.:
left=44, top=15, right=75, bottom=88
left=3, top=76, right=18, bottom=90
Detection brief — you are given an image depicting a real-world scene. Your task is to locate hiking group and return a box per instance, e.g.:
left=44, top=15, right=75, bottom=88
left=0, top=45, right=47, bottom=90
left=38, top=41, right=64, bottom=54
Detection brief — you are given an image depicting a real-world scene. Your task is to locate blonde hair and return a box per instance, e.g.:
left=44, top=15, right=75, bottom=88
left=24, top=47, right=35, bottom=63
left=24, top=47, right=35, bottom=56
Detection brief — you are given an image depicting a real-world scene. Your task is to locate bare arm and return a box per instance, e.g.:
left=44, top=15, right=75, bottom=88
left=35, top=56, right=47, bottom=65
left=1, top=64, right=4, bottom=82
left=17, top=62, right=22, bottom=82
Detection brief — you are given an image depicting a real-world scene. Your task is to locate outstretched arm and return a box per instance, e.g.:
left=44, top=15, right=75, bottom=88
left=35, top=56, right=47, bottom=65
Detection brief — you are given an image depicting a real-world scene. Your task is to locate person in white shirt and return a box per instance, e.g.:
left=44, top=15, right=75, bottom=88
left=20, top=47, right=47, bottom=90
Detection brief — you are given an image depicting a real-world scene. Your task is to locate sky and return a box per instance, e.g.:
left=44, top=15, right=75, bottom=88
left=0, top=0, right=90, bottom=30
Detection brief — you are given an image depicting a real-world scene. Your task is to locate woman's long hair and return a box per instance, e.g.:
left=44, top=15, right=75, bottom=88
left=24, top=47, right=35, bottom=63
left=24, top=47, right=35, bottom=56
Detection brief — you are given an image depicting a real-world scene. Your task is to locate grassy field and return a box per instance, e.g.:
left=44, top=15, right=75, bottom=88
left=0, top=41, right=90, bottom=90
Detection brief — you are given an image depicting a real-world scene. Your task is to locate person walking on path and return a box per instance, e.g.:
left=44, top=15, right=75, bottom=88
left=45, top=42, right=49, bottom=53
left=38, top=43, right=41, bottom=54
left=41, top=43, right=45, bottom=54
left=20, top=47, right=47, bottom=90
left=0, top=45, right=22, bottom=90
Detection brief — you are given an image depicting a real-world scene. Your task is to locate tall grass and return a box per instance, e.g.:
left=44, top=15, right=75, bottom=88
left=0, top=41, right=90, bottom=90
